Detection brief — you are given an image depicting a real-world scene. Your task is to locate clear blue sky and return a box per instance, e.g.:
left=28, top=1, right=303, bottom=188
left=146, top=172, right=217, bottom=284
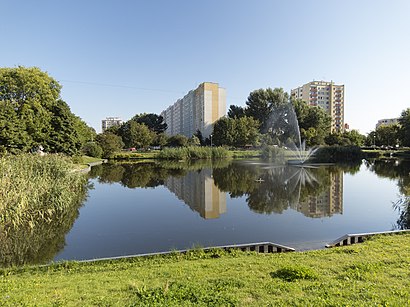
left=1, top=0, right=409, bottom=133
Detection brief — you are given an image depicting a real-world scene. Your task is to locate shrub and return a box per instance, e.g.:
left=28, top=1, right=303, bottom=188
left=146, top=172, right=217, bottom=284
left=82, top=142, right=103, bottom=158
left=314, top=146, right=364, bottom=163
left=157, top=146, right=230, bottom=160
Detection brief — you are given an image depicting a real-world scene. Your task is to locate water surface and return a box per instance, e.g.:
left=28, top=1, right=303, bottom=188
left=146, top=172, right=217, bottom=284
left=56, top=159, right=409, bottom=260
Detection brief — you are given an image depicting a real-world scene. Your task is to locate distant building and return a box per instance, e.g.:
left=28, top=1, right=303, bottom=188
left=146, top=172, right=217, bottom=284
left=291, top=80, right=345, bottom=132
left=376, top=118, right=399, bottom=129
left=102, top=117, right=123, bottom=132
left=160, top=82, right=226, bottom=138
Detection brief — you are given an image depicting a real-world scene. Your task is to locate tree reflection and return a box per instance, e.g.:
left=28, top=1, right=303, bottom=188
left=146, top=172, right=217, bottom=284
left=366, top=159, right=410, bottom=229
left=213, top=162, right=347, bottom=217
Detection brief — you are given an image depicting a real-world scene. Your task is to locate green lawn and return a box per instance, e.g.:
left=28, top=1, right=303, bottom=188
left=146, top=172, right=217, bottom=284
left=1, top=234, right=409, bottom=306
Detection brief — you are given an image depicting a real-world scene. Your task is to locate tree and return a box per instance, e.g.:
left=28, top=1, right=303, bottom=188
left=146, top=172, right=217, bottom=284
left=0, top=67, right=94, bottom=154
left=152, top=133, right=168, bottom=148
left=212, top=116, right=260, bottom=147
left=293, top=99, right=331, bottom=146
left=212, top=117, right=236, bottom=146
left=228, top=105, right=245, bottom=119
left=326, top=130, right=366, bottom=147
left=82, top=142, right=103, bottom=158
left=245, top=88, right=289, bottom=133
left=188, top=135, right=201, bottom=146
left=399, top=108, right=410, bottom=146
left=47, top=100, right=83, bottom=155
left=372, top=124, right=400, bottom=147
left=234, top=116, right=260, bottom=147
left=119, top=121, right=154, bottom=149
left=96, top=133, right=124, bottom=157
left=0, top=100, right=30, bottom=154
left=167, top=134, right=188, bottom=147
left=194, top=130, right=204, bottom=146
left=131, top=113, right=167, bottom=134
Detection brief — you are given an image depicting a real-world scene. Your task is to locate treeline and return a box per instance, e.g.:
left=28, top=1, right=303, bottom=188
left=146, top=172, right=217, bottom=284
left=220, top=88, right=366, bottom=148
left=94, top=113, right=206, bottom=158
left=2, top=67, right=409, bottom=158
left=365, top=109, right=410, bottom=147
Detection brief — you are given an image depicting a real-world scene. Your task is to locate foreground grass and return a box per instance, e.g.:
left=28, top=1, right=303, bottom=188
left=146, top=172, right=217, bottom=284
left=1, top=234, right=409, bottom=306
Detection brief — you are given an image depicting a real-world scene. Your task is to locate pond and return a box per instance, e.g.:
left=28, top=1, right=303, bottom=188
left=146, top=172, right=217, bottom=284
left=2, top=159, right=409, bottom=267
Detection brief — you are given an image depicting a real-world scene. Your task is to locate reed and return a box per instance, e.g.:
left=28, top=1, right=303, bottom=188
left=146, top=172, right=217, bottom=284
left=0, top=154, right=88, bottom=234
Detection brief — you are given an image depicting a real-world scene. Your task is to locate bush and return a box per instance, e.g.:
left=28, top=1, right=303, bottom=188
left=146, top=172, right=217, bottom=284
left=81, top=142, right=103, bottom=158
left=313, top=146, right=364, bottom=163
left=157, top=146, right=230, bottom=160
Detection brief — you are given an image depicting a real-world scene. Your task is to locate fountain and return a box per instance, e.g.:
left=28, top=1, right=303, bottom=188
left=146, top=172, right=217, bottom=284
left=265, top=102, right=318, bottom=165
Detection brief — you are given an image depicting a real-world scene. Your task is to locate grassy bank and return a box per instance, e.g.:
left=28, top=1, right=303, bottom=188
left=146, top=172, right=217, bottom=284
left=0, top=155, right=88, bottom=266
left=0, top=234, right=409, bottom=306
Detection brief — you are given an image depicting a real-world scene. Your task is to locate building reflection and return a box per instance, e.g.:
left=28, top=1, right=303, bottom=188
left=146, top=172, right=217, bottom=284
left=164, top=169, right=226, bottom=219
left=293, top=171, right=343, bottom=218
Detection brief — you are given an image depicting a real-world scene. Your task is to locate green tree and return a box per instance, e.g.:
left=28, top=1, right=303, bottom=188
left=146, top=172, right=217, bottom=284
left=47, top=100, right=82, bottom=154
left=212, top=116, right=260, bottom=147
left=326, top=130, right=366, bottom=147
left=234, top=116, right=260, bottom=147
left=399, top=108, right=410, bottom=146
left=366, top=125, right=400, bottom=147
left=82, top=142, right=103, bottom=158
left=245, top=88, right=289, bottom=133
left=131, top=113, right=167, bottom=134
left=212, top=117, right=236, bottom=146
left=227, top=105, right=245, bottom=119
left=0, top=67, right=94, bottom=154
left=188, top=135, right=201, bottom=146
left=0, top=101, right=30, bottom=153
left=167, top=134, right=188, bottom=147
left=152, top=133, right=168, bottom=148
left=293, top=99, right=331, bottom=146
left=96, top=133, right=124, bottom=158
left=194, top=130, right=204, bottom=146
left=119, top=121, right=154, bottom=149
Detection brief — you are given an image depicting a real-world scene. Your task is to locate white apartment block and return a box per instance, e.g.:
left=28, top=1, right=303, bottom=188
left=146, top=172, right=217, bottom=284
left=101, top=117, right=123, bottom=132
left=160, top=82, right=226, bottom=138
left=375, top=118, right=399, bottom=129
left=291, top=81, right=345, bottom=132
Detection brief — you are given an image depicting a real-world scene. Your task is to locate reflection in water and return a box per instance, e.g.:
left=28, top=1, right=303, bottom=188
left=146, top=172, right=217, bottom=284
left=93, top=161, right=346, bottom=219
left=366, top=159, right=410, bottom=229
left=0, top=183, right=90, bottom=267
left=165, top=169, right=226, bottom=219
left=3, top=159, right=408, bottom=267
left=213, top=162, right=344, bottom=218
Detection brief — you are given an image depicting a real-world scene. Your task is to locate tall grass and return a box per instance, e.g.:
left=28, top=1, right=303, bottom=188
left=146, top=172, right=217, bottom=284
left=157, top=146, right=231, bottom=160
left=0, top=154, right=88, bottom=233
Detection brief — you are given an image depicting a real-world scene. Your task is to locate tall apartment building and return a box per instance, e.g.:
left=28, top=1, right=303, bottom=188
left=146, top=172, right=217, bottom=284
left=160, top=82, right=226, bottom=138
left=291, top=81, right=345, bottom=132
left=102, top=117, right=123, bottom=132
